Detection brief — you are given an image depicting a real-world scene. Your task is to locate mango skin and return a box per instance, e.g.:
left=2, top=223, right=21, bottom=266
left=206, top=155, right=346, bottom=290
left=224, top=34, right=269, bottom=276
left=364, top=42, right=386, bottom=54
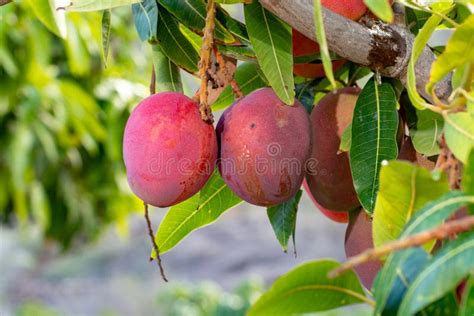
left=345, top=209, right=382, bottom=290
left=305, top=87, right=361, bottom=213
left=217, top=88, right=311, bottom=206
left=303, top=180, right=349, bottom=223
left=322, top=0, right=367, bottom=21
left=292, top=30, right=345, bottom=79
left=123, top=92, right=217, bottom=207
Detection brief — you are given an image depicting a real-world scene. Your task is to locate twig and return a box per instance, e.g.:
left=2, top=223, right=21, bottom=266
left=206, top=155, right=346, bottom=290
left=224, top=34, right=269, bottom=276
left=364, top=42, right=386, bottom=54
left=144, top=203, right=168, bottom=282
left=198, top=0, right=216, bottom=123
left=214, top=47, right=243, bottom=99
left=328, top=215, right=474, bottom=278
left=0, top=0, right=12, bottom=6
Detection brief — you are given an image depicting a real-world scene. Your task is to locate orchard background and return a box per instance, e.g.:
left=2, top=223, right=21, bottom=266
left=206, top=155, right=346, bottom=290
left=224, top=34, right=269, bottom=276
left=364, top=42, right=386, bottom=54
left=1, top=0, right=474, bottom=315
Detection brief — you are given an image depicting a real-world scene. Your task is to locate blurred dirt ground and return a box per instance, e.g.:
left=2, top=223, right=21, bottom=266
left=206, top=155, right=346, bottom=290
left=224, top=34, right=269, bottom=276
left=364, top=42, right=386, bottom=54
left=0, top=193, right=350, bottom=315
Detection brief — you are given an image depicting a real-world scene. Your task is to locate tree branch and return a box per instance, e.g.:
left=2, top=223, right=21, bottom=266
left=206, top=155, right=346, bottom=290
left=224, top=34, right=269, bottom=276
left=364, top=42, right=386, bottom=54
left=259, top=0, right=451, bottom=103
left=0, top=0, right=12, bottom=6
left=328, top=215, right=474, bottom=278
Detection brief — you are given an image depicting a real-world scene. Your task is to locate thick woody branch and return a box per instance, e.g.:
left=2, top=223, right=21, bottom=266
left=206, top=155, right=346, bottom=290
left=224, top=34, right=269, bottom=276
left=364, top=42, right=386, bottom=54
left=328, top=215, right=474, bottom=278
left=259, top=0, right=451, bottom=102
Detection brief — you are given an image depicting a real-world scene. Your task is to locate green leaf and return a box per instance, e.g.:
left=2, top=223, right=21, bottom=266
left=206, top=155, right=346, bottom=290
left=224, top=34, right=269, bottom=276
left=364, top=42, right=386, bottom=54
left=398, top=232, right=474, bottom=315
left=132, top=0, right=158, bottom=42
left=406, top=13, right=444, bottom=109
left=349, top=79, right=399, bottom=213
left=212, top=62, right=267, bottom=111
left=217, top=44, right=255, bottom=62
left=61, top=0, right=141, bottom=11
left=372, top=160, right=449, bottom=248
left=27, top=0, right=67, bottom=38
left=463, top=150, right=474, bottom=214
left=373, top=248, right=430, bottom=316
left=101, top=10, right=112, bottom=67
left=410, top=109, right=443, bottom=156
left=151, top=44, right=183, bottom=93
left=400, top=191, right=474, bottom=239
left=152, top=171, right=242, bottom=255
left=244, top=1, right=294, bottom=105
left=215, top=7, right=249, bottom=43
left=364, top=0, right=393, bottom=22
left=247, top=260, right=370, bottom=316
left=267, top=190, right=302, bottom=252
left=157, top=0, right=235, bottom=43
left=444, top=112, right=474, bottom=164
left=460, top=275, right=474, bottom=316
left=156, top=5, right=199, bottom=73
left=313, top=0, right=336, bottom=89
left=417, top=293, right=459, bottom=316
left=339, top=124, right=352, bottom=153
left=427, top=15, right=474, bottom=93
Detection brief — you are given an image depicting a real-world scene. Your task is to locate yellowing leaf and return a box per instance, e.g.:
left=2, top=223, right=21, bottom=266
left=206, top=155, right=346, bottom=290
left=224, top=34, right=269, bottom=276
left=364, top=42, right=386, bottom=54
left=372, top=160, right=449, bottom=248
left=427, top=15, right=474, bottom=93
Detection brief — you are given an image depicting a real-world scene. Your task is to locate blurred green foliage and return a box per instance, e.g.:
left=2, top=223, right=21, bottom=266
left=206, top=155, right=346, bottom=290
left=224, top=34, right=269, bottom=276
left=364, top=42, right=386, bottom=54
left=0, top=1, right=150, bottom=247
left=156, top=278, right=264, bottom=316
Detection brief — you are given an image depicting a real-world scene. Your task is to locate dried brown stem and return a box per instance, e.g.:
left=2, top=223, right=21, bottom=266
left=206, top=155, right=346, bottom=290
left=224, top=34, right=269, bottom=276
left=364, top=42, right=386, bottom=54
left=436, top=135, right=462, bottom=190
left=328, top=215, right=474, bottom=279
left=214, top=47, right=243, bottom=99
left=150, top=66, right=156, bottom=95
left=198, top=0, right=216, bottom=123
left=144, top=203, right=168, bottom=282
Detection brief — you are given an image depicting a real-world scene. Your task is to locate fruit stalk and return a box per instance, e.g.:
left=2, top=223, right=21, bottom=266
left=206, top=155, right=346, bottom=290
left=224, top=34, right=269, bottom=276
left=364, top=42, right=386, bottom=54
left=198, top=0, right=217, bottom=123
left=328, top=215, right=474, bottom=278
left=145, top=203, right=168, bottom=282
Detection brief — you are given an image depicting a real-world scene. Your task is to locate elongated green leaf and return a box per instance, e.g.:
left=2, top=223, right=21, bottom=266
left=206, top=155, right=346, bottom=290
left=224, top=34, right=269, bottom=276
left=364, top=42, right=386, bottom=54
left=132, top=0, right=158, bottom=42
left=152, top=171, right=242, bottom=255
left=217, top=44, right=255, bottom=62
left=373, top=160, right=449, bottom=248
left=364, top=0, right=393, bottom=23
left=267, top=190, right=302, bottom=252
left=460, top=275, right=474, bottom=316
left=151, top=45, right=183, bottom=93
left=410, top=109, right=443, bottom=156
left=215, top=8, right=249, bottom=43
left=400, top=191, right=474, bottom=239
left=464, top=150, right=474, bottom=214
left=417, top=293, right=459, bottom=316
left=349, top=79, right=399, bottom=213
left=247, top=260, right=369, bottom=316
left=157, top=0, right=235, bottom=43
left=101, top=10, right=112, bottom=67
left=212, top=62, right=267, bottom=111
left=427, top=14, right=474, bottom=93
left=444, top=112, right=474, bottom=164
left=398, top=232, right=474, bottom=315
left=61, top=0, right=141, bottom=11
left=313, top=0, right=336, bottom=89
left=156, top=6, right=199, bottom=73
left=373, top=248, right=430, bottom=316
left=27, top=0, right=67, bottom=38
left=244, top=1, right=294, bottom=105
left=407, top=13, right=444, bottom=109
